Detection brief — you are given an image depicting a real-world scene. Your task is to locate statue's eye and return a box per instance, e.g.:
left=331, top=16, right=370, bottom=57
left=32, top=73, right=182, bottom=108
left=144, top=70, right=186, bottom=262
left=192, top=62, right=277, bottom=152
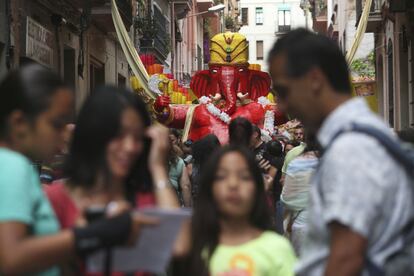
left=211, top=69, right=218, bottom=74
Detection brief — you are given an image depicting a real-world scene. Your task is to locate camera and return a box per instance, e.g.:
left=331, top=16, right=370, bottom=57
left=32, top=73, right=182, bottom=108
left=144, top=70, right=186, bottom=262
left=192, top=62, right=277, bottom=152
left=84, top=206, right=106, bottom=223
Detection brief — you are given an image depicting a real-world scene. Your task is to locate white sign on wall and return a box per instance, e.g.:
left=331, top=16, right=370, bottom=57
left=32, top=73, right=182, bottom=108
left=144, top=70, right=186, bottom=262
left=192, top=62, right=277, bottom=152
left=26, top=17, right=54, bottom=67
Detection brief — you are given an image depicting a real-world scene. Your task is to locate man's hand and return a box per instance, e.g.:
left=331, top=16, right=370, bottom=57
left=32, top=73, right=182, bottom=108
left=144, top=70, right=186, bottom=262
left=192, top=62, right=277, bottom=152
left=258, top=158, right=272, bottom=172
left=324, top=222, right=368, bottom=276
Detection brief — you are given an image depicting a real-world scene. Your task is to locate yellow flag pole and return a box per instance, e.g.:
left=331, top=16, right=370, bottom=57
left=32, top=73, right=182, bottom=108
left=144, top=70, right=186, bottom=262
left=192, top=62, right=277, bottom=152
left=111, top=0, right=156, bottom=100
left=346, top=0, right=373, bottom=64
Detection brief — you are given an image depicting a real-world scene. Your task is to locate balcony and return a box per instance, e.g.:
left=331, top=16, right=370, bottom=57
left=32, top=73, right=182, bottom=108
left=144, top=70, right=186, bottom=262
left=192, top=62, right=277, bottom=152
left=172, top=0, right=193, bottom=20
left=389, top=0, right=414, bottom=12
left=197, top=0, right=213, bottom=13
left=309, top=0, right=328, bottom=34
left=140, top=5, right=170, bottom=63
left=357, top=0, right=382, bottom=33
left=153, top=6, right=170, bottom=61
left=276, top=25, right=291, bottom=34
left=70, top=0, right=133, bottom=32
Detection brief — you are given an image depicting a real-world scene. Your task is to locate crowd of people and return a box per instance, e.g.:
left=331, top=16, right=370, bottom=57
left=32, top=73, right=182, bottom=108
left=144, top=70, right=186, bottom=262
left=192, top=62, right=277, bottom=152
left=0, top=28, right=413, bottom=276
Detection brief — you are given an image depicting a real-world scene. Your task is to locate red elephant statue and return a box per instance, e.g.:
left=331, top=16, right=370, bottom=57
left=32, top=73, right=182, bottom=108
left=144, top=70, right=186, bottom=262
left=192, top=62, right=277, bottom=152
left=154, top=32, right=286, bottom=144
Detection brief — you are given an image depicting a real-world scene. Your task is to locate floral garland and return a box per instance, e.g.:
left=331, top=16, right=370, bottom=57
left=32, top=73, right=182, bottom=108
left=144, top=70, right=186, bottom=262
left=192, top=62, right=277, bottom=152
left=199, top=96, right=231, bottom=124
left=199, top=96, right=275, bottom=141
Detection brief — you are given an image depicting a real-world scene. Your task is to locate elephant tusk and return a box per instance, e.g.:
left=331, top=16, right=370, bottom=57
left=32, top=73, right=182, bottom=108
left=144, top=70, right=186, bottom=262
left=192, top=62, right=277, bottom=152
left=237, top=92, right=249, bottom=99
left=210, top=93, right=222, bottom=101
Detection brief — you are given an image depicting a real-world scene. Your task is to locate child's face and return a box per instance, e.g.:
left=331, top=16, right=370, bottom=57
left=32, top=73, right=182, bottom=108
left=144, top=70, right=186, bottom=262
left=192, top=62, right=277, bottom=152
left=212, top=152, right=256, bottom=220
left=17, top=89, right=73, bottom=161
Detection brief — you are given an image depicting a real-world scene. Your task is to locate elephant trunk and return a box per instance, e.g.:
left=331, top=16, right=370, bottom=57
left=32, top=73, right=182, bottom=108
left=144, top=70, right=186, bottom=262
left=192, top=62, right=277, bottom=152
left=219, top=66, right=237, bottom=115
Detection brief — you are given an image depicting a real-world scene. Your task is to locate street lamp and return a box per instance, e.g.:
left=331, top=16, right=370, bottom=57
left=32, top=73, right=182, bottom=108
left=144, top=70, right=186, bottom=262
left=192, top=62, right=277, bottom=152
left=186, top=3, right=226, bottom=17
left=171, top=3, right=225, bottom=78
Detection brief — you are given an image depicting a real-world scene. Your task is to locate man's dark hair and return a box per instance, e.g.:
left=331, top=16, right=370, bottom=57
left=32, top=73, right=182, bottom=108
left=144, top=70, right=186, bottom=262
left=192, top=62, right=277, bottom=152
left=229, top=117, right=253, bottom=147
left=170, top=128, right=181, bottom=137
left=252, top=125, right=261, bottom=137
left=268, top=28, right=351, bottom=94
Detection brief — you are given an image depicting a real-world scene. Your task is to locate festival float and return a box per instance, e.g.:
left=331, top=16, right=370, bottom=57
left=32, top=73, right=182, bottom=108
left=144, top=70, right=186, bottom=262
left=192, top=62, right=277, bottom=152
left=131, top=32, right=287, bottom=144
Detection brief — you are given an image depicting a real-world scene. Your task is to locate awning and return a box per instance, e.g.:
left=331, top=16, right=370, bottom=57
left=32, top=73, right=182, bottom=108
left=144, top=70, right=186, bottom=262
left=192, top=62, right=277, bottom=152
left=278, top=4, right=291, bottom=11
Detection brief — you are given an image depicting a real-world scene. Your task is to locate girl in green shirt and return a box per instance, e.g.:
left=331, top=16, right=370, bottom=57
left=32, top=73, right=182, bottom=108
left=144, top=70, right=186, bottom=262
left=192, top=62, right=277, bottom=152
left=187, top=146, right=296, bottom=276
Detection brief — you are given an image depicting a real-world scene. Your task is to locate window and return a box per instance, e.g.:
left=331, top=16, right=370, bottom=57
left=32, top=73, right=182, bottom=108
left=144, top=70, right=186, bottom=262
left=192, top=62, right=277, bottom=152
left=118, top=74, right=126, bottom=87
left=256, top=41, right=263, bottom=60
left=255, top=7, right=263, bottom=25
left=278, top=10, right=291, bottom=32
left=241, top=8, right=248, bottom=25
left=89, top=57, right=105, bottom=93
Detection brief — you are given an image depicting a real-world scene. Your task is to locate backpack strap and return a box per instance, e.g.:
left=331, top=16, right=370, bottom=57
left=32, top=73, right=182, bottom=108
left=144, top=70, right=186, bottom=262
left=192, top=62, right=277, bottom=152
left=325, top=123, right=414, bottom=173
left=319, top=123, right=414, bottom=276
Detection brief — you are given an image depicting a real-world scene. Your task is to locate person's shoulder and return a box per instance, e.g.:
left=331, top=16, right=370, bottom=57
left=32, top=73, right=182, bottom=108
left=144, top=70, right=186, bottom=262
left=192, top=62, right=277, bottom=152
left=257, top=231, right=296, bottom=263
left=178, top=157, right=185, bottom=164
left=258, top=231, right=293, bottom=250
left=285, top=145, right=304, bottom=159
left=0, top=148, right=31, bottom=167
left=329, top=127, right=392, bottom=157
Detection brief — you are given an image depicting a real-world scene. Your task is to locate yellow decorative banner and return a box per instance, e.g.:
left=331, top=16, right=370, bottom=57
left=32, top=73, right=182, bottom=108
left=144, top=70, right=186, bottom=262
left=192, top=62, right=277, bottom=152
left=352, top=80, right=378, bottom=113
left=346, top=0, right=373, bottom=64
left=111, top=0, right=156, bottom=100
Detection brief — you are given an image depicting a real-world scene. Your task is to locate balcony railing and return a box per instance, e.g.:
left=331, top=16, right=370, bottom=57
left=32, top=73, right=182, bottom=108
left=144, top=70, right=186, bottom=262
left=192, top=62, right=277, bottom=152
left=356, top=0, right=382, bottom=25
left=153, top=6, right=169, bottom=60
left=276, top=25, right=291, bottom=34
left=71, top=0, right=133, bottom=31
left=309, top=0, right=327, bottom=20
left=356, top=0, right=382, bottom=32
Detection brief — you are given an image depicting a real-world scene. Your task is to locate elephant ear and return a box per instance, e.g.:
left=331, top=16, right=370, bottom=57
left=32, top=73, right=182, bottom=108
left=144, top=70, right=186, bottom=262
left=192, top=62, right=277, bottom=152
left=249, top=70, right=271, bottom=101
left=190, top=70, right=211, bottom=98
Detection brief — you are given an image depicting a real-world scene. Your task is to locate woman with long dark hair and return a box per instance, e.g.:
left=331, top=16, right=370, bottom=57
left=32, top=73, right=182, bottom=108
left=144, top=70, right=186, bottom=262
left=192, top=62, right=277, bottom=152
left=190, top=134, right=220, bottom=200
left=45, top=86, right=180, bottom=274
left=188, top=146, right=296, bottom=275
left=0, top=65, right=154, bottom=275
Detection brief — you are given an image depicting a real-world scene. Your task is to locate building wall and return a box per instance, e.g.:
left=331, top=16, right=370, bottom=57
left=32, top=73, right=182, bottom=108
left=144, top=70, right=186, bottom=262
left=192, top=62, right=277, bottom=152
left=7, top=0, right=131, bottom=113
left=336, top=0, right=374, bottom=59
left=0, top=0, right=8, bottom=79
left=239, top=0, right=311, bottom=72
left=174, top=1, right=207, bottom=85
left=374, top=3, right=414, bottom=130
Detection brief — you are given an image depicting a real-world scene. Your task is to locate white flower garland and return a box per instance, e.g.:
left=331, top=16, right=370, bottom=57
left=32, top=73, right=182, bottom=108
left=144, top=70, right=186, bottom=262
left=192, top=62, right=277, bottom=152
left=199, top=95, right=275, bottom=140
left=199, top=96, right=231, bottom=124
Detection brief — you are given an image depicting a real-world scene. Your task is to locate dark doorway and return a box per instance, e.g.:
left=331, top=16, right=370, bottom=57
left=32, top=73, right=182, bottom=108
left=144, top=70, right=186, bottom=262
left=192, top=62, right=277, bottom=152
left=90, top=57, right=105, bottom=92
left=118, top=73, right=126, bottom=87
left=63, top=47, right=76, bottom=89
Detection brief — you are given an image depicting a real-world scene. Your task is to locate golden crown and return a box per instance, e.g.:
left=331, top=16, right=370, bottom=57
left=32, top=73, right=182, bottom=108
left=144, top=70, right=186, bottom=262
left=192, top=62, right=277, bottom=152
left=210, top=32, right=248, bottom=65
